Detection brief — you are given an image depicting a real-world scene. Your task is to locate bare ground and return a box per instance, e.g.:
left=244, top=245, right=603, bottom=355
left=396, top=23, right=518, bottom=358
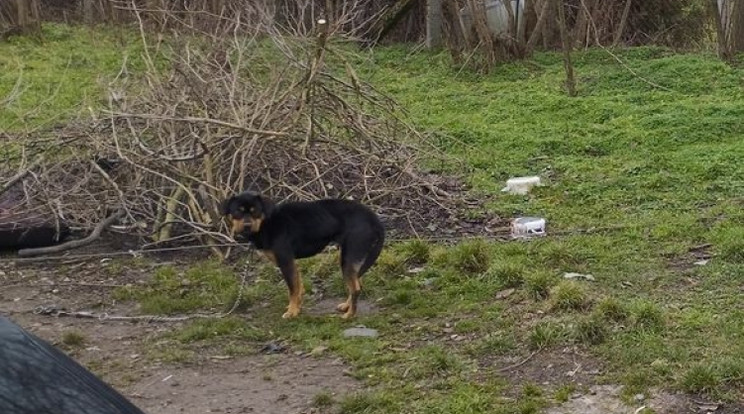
left=1, top=257, right=742, bottom=414
left=0, top=259, right=358, bottom=414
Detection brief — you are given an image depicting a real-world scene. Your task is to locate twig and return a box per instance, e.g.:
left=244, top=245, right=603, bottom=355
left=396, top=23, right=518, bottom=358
left=104, top=111, right=289, bottom=137
left=496, top=349, right=541, bottom=373
left=0, top=157, right=43, bottom=197
left=18, top=210, right=125, bottom=257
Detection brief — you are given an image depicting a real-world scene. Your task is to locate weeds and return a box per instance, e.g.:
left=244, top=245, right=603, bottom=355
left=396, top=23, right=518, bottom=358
left=61, top=331, right=86, bottom=348
left=629, top=300, right=666, bottom=333
left=524, top=271, right=558, bottom=300
left=529, top=322, right=568, bottom=350
left=550, top=281, right=591, bottom=311
left=483, top=262, right=526, bottom=288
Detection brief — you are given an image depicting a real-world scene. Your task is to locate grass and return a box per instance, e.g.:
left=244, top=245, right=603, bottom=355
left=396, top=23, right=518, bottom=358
left=6, top=25, right=744, bottom=411
left=114, top=260, right=246, bottom=315
left=0, top=24, right=144, bottom=132
left=61, top=330, right=86, bottom=348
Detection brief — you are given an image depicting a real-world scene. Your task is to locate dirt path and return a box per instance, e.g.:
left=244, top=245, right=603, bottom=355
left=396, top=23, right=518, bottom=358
left=0, top=260, right=358, bottom=414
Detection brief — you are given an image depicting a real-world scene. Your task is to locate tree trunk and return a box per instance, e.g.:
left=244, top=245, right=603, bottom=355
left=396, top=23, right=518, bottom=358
left=556, top=0, right=576, bottom=96
left=526, top=0, right=549, bottom=52
left=16, top=0, right=28, bottom=29
left=613, top=0, right=632, bottom=47
left=426, top=0, right=443, bottom=49
left=29, top=0, right=41, bottom=32
left=83, top=0, right=95, bottom=24
left=710, top=0, right=731, bottom=60
left=731, top=0, right=744, bottom=53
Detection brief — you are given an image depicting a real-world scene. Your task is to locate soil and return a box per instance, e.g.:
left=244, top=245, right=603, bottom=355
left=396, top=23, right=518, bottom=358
left=0, top=259, right=358, bottom=414
left=2, top=257, right=742, bottom=414
left=547, top=384, right=744, bottom=414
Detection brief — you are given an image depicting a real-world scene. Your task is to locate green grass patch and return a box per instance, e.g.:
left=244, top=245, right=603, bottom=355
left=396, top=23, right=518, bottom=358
left=0, top=24, right=145, bottom=131
left=115, top=260, right=244, bottom=315
left=173, top=317, right=265, bottom=343
left=549, top=280, right=592, bottom=312
left=61, top=330, right=86, bottom=348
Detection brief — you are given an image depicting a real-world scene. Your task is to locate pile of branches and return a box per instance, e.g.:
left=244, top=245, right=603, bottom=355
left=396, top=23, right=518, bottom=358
left=1, top=13, right=490, bottom=257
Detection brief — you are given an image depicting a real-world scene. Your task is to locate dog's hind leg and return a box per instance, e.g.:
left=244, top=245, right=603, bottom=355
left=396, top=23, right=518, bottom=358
left=277, top=258, right=303, bottom=319
left=337, top=261, right=362, bottom=319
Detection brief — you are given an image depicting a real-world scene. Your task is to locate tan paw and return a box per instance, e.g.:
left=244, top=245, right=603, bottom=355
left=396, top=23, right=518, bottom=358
left=336, top=302, right=350, bottom=313
left=341, top=310, right=355, bottom=319
left=282, top=308, right=300, bottom=319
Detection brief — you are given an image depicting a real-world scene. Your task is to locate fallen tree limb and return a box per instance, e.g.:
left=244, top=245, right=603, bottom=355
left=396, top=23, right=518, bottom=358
left=18, top=209, right=124, bottom=257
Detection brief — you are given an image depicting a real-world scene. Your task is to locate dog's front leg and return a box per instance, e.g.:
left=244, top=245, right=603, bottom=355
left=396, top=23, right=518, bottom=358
left=277, top=258, right=303, bottom=319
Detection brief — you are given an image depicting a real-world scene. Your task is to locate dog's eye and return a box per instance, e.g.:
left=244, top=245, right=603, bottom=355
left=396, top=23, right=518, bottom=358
left=249, top=207, right=256, bottom=213
left=238, top=206, right=245, bottom=212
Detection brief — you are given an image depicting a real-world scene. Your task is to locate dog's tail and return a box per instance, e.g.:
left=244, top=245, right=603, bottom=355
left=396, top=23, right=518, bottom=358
left=360, top=225, right=385, bottom=276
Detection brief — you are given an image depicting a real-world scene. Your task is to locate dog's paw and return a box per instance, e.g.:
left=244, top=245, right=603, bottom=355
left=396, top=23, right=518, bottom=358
left=341, top=309, right=356, bottom=319
left=282, top=308, right=300, bottom=319
left=336, top=302, right=350, bottom=313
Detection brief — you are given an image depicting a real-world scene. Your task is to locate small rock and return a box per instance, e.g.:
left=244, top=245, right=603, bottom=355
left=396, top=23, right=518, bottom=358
left=634, top=393, right=645, bottom=403
left=260, top=342, right=286, bottom=354
left=408, top=267, right=426, bottom=274
left=694, top=260, right=709, bottom=266
left=310, top=346, right=328, bottom=356
left=343, top=327, right=379, bottom=338
left=496, top=288, right=515, bottom=299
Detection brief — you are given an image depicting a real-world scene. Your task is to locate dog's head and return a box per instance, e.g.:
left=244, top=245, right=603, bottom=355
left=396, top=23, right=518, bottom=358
left=219, top=191, right=275, bottom=235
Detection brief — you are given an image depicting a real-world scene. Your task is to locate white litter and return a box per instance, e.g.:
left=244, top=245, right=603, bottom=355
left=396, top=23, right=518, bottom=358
left=563, top=272, right=596, bottom=281
left=511, top=217, right=546, bottom=239
left=501, top=176, right=541, bottom=195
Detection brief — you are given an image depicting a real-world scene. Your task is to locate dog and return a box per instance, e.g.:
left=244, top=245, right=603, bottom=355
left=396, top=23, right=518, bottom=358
left=220, top=191, right=385, bottom=319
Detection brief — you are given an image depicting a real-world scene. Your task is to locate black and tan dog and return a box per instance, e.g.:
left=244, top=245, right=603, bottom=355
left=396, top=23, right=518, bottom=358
left=220, top=191, right=385, bottom=319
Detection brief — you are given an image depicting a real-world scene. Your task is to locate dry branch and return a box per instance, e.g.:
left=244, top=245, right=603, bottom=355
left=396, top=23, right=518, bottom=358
left=17, top=210, right=124, bottom=257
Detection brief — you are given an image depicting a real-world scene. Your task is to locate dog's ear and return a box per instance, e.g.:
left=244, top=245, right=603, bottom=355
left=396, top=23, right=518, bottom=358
left=257, top=194, right=275, bottom=217
left=219, top=197, right=233, bottom=216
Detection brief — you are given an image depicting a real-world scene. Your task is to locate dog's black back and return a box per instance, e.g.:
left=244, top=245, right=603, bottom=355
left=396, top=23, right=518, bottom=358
left=253, top=199, right=382, bottom=259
